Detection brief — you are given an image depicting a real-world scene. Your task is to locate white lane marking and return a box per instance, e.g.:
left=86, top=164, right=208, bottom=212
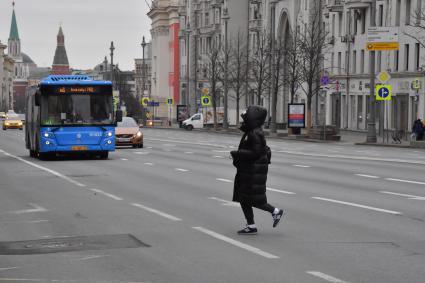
left=208, top=197, right=240, bottom=207
left=90, top=189, right=123, bottom=201
left=147, top=146, right=153, bottom=149
left=266, top=187, right=296, bottom=195
left=355, top=174, right=380, bottom=179
left=146, top=138, right=227, bottom=148
left=192, top=226, right=279, bottom=259
left=0, top=279, right=150, bottom=283
left=73, top=255, right=109, bottom=261
left=276, top=150, right=425, bottom=165
left=175, top=168, right=189, bottom=172
left=380, top=191, right=425, bottom=200
left=131, top=203, right=182, bottom=221
left=312, top=197, right=402, bottom=215
left=120, top=158, right=128, bottom=161
left=2, top=220, right=49, bottom=224
left=184, top=151, right=194, bottom=154
left=9, top=203, right=48, bottom=214
left=0, top=149, right=86, bottom=187
left=0, top=267, right=20, bottom=272
left=293, top=165, right=311, bottom=168
left=144, top=162, right=154, bottom=166
left=386, top=178, right=425, bottom=186
left=216, top=178, right=233, bottom=183
left=212, top=155, right=225, bottom=159
left=306, top=271, right=348, bottom=283
left=212, top=150, right=230, bottom=153
left=134, top=152, right=149, bottom=155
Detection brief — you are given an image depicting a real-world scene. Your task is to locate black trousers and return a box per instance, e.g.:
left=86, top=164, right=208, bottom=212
left=240, top=202, right=275, bottom=225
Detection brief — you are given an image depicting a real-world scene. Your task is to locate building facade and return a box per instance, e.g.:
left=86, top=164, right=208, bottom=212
left=323, top=0, right=425, bottom=136
left=135, top=42, right=152, bottom=101
left=148, top=0, right=181, bottom=122
left=0, top=41, right=14, bottom=112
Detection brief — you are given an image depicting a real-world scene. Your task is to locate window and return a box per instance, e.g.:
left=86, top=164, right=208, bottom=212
left=379, top=5, right=384, bottom=26
left=345, top=51, right=349, bottom=73
left=396, top=0, right=401, bottom=26
left=405, top=44, right=410, bottom=71
left=406, top=0, right=411, bottom=25
left=205, top=12, right=209, bottom=26
left=415, top=43, right=420, bottom=70
left=394, top=50, right=399, bottom=71
left=361, top=9, right=366, bottom=34
left=338, top=13, right=343, bottom=36
left=352, top=50, right=357, bottom=73
left=360, top=49, right=365, bottom=73
left=417, top=0, right=422, bottom=26
left=331, top=53, right=335, bottom=74
left=332, top=14, right=336, bottom=37
left=338, top=52, right=342, bottom=74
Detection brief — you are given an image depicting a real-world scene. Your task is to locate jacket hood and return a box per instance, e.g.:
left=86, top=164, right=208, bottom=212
left=240, top=106, right=267, bottom=131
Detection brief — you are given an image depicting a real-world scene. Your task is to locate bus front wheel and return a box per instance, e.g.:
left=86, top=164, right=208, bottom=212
left=99, top=152, right=109, bottom=159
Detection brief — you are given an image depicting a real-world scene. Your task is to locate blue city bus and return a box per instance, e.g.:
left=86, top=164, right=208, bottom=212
left=25, top=75, right=122, bottom=159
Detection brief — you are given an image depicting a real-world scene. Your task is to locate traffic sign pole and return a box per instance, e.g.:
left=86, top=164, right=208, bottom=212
left=367, top=0, right=377, bottom=143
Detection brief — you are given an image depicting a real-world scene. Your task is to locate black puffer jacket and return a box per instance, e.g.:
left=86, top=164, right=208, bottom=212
left=231, top=106, right=269, bottom=206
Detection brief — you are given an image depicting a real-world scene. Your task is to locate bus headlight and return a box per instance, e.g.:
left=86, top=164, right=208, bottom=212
left=107, top=132, right=113, bottom=137
left=44, top=132, right=50, bottom=138
left=45, top=141, right=50, bottom=145
left=107, top=140, right=112, bottom=144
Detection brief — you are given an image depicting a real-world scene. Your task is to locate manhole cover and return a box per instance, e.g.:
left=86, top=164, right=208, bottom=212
left=0, top=234, right=149, bottom=255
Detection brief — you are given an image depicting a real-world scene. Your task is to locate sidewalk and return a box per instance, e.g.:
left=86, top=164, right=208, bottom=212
left=147, top=125, right=423, bottom=148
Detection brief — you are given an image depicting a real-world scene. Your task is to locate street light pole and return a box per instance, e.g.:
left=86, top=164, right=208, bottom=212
left=269, top=0, right=278, bottom=133
left=222, top=7, right=230, bottom=129
left=141, top=36, right=147, bottom=126
left=366, top=0, right=377, bottom=143
left=110, top=41, right=115, bottom=89
left=186, top=23, right=191, bottom=109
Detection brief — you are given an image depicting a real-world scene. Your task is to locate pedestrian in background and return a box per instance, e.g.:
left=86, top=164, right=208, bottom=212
left=412, top=118, right=424, bottom=141
left=231, top=106, right=286, bottom=235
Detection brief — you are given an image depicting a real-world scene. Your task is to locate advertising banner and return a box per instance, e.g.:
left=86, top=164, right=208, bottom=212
left=288, top=103, right=305, bottom=128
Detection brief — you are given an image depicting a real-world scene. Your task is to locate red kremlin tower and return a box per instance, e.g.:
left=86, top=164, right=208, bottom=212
left=51, top=26, right=70, bottom=75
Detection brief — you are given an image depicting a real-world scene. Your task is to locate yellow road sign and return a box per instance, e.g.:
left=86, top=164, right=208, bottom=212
left=376, top=85, right=392, bottom=101
left=412, top=78, right=422, bottom=90
left=366, top=42, right=399, bottom=51
left=202, top=88, right=209, bottom=95
left=141, top=97, right=150, bottom=106
left=377, top=71, right=391, bottom=83
left=201, top=95, right=212, bottom=107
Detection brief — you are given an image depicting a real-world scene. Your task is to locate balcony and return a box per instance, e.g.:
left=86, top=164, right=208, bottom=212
left=345, top=0, right=372, bottom=9
left=327, top=0, right=343, bottom=13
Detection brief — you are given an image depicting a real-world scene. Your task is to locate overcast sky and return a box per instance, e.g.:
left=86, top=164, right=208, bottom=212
left=0, top=0, right=151, bottom=70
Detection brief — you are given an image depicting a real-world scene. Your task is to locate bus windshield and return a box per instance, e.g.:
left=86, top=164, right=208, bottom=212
left=41, top=93, right=113, bottom=126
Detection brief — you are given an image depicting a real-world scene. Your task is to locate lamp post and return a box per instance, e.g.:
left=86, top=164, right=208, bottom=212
left=141, top=36, right=147, bottom=126
left=366, top=0, right=377, bottom=143
left=110, top=41, right=115, bottom=88
left=222, top=7, right=230, bottom=129
left=269, top=0, right=278, bottom=133
left=186, top=23, right=191, bottom=109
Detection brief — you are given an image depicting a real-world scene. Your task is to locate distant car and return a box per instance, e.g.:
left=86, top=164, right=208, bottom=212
left=3, top=113, right=23, bottom=130
left=116, top=117, right=143, bottom=148
left=0, top=112, right=5, bottom=119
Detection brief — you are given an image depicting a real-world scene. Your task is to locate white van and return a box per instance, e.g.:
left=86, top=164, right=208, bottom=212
left=182, top=113, right=204, bottom=130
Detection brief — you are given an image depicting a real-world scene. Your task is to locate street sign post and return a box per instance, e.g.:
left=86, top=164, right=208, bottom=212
left=366, top=27, right=399, bottom=51
left=375, top=85, right=392, bottom=101
left=141, top=97, right=149, bottom=106
left=377, top=71, right=391, bottom=83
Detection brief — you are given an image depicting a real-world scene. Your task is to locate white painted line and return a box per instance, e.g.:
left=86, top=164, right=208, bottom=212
left=184, top=151, right=194, bottom=154
left=380, top=191, right=425, bottom=200
left=212, top=155, right=225, bottom=159
left=0, top=279, right=150, bottom=283
left=216, top=178, right=233, bottom=183
left=3, top=220, right=49, bottom=224
left=355, top=174, right=380, bottom=179
left=306, top=271, right=348, bottom=283
left=0, top=267, right=20, bottom=272
left=73, top=255, right=109, bottom=261
left=208, top=197, right=240, bottom=207
left=192, top=226, right=279, bottom=259
left=9, top=203, right=48, bottom=214
left=120, top=158, right=128, bottom=161
left=144, top=162, right=154, bottom=166
left=312, top=197, right=402, bottom=215
left=131, top=203, right=182, bottom=221
left=212, top=150, right=230, bottom=153
left=147, top=146, right=153, bottom=149
left=146, top=138, right=227, bottom=148
left=276, top=150, right=425, bottom=165
left=134, top=152, right=149, bottom=155
left=90, top=189, right=123, bottom=201
left=175, top=168, right=189, bottom=172
left=386, top=178, right=425, bottom=186
left=0, top=149, right=86, bottom=187
left=293, top=165, right=311, bottom=168
left=266, top=187, right=296, bottom=195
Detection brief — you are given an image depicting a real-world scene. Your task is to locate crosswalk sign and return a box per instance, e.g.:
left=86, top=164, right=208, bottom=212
left=141, top=97, right=150, bottom=106
left=201, top=95, right=212, bottom=107
left=375, top=85, right=392, bottom=101
left=167, top=98, right=174, bottom=105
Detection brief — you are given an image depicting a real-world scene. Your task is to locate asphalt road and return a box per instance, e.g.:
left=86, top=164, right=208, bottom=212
left=0, top=128, right=425, bottom=283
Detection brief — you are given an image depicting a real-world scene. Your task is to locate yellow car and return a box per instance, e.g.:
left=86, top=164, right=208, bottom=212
left=3, top=114, right=23, bottom=130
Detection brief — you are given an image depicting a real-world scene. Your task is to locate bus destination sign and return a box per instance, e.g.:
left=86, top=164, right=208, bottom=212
left=58, top=86, right=96, bottom=94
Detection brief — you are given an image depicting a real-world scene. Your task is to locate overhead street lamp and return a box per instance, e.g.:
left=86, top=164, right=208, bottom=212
left=109, top=41, right=115, bottom=89
left=141, top=36, right=147, bottom=126
left=222, top=7, right=230, bottom=129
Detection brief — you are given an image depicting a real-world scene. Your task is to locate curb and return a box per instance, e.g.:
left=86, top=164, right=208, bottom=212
left=355, top=142, right=413, bottom=148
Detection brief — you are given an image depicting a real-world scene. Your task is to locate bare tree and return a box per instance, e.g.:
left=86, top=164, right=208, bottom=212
left=298, top=2, right=328, bottom=133
left=227, top=32, right=247, bottom=126
left=250, top=30, right=271, bottom=106
left=405, top=8, right=425, bottom=49
left=284, top=26, right=303, bottom=104
left=204, top=36, right=222, bottom=129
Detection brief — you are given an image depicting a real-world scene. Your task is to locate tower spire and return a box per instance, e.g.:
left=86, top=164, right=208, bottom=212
left=52, top=25, right=70, bottom=75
